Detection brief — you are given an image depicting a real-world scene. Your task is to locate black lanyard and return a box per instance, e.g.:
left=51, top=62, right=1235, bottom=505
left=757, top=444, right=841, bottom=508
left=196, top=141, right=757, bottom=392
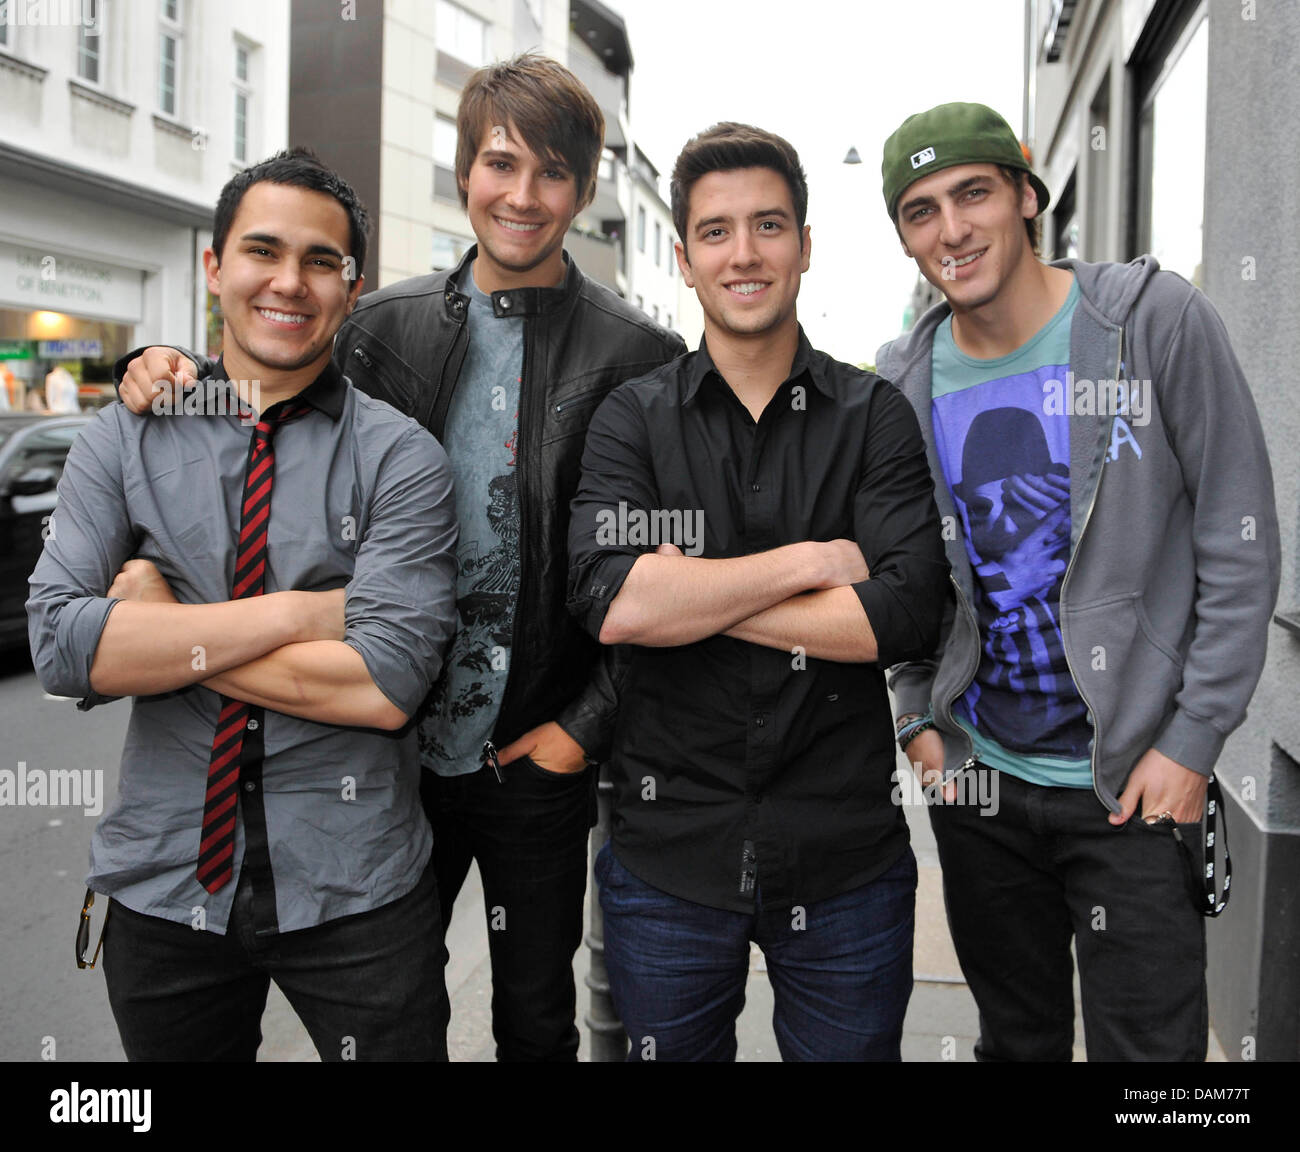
left=1169, top=775, right=1231, bottom=917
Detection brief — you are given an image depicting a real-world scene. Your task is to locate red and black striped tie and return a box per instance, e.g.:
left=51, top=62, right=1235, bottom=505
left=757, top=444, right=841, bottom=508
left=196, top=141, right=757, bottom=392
left=197, top=400, right=312, bottom=893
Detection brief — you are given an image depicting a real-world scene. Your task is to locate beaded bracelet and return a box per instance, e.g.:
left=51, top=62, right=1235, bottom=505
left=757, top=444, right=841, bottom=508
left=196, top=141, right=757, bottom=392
left=895, top=711, right=934, bottom=750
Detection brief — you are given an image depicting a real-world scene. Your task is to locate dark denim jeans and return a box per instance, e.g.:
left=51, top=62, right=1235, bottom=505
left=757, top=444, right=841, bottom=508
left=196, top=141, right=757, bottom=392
left=595, top=842, right=916, bottom=1062
left=102, top=857, right=449, bottom=1061
left=422, top=756, right=593, bottom=1061
left=929, top=768, right=1207, bottom=1061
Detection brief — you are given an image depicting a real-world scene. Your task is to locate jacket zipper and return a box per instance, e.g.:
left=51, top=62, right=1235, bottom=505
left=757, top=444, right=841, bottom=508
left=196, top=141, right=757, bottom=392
left=1059, top=326, right=1122, bottom=809
left=428, top=299, right=469, bottom=440
left=553, top=392, right=604, bottom=418
left=492, top=321, right=533, bottom=742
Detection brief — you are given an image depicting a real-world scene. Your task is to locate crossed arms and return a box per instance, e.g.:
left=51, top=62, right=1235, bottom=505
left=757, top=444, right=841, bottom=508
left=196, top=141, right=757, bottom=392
left=28, top=405, right=458, bottom=730
left=566, top=379, right=948, bottom=663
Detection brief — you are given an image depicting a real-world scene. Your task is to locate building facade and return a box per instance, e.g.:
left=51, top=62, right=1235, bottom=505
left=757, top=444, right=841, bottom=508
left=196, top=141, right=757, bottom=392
left=0, top=0, right=289, bottom=407
left=1025, top=0, right=1299, bottom=1061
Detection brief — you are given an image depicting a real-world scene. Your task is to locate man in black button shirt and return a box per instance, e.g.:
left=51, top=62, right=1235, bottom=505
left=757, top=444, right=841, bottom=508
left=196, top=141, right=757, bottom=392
left=568, top=123, right=949, bottom=1061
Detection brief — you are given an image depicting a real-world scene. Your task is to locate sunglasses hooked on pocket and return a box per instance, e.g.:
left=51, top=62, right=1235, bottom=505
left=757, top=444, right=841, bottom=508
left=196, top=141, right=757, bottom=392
left=75, top=888, right=110, bottom=970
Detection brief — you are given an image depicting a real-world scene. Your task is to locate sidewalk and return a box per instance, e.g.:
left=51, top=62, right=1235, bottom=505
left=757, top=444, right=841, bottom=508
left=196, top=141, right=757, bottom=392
left=257, top=766, right=1227, bottom=1062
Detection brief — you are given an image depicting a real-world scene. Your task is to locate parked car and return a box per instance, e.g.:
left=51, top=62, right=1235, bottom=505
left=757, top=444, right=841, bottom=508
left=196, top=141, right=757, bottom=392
left=0, top=413, right=92, bottom=650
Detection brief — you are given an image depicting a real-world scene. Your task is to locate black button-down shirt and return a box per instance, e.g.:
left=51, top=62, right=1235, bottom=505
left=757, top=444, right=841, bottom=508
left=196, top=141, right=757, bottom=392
left=568, top=330, right=948, bottom=912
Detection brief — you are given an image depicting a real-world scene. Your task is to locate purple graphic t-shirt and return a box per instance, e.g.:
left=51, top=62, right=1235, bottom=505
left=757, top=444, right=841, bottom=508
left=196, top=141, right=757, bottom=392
left=930, top=280, right=1092, bottom=786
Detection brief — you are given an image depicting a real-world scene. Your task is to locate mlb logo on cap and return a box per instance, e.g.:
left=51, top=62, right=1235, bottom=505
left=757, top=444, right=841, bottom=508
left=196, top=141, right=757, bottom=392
left=910, top=146, right=936, bottom=169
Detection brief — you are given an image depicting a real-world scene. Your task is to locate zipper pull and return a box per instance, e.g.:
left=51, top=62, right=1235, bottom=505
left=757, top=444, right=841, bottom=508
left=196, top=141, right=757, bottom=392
left=483, top=740, right=503, bottom=785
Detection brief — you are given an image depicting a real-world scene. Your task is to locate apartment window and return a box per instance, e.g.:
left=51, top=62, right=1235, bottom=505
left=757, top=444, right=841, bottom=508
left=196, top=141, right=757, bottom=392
left=653, top=221, right=661, bottom=266
left=233, top=41, right=252, bottom=164
left=666, top=313, right=673, bottom=330
left=433, top=114, right=459, bottom=202
left=159, top=1, right=182, bottom=117
left=437, top=0, right=487, bottom=67
left=0, top=18, right=8, bottom=47
left=636, top=294, right=644, bottom=312
left=637, top=207, right=646, bottom=253
left=652, top=305, right=660, bottom=323
left=433, top=230, right=472, bottom=271
left=77, top=0, right=101, bottom=83
left=1136, top=10, right=1208, bottom=285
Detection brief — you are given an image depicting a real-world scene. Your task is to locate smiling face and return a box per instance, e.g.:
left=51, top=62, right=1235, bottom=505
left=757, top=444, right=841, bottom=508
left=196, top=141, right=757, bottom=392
left=204, top=181, right=362, bottom=385
left=895, top=162, right=1039, bottom=314
left=461, top=121, right=579, bottom=292
left=676, top=166, right=810, bottom=344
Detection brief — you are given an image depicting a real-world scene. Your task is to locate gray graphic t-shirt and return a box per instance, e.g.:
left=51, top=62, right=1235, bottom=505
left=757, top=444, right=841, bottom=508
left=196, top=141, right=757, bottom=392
left=418, top=265, right=523, bottom=776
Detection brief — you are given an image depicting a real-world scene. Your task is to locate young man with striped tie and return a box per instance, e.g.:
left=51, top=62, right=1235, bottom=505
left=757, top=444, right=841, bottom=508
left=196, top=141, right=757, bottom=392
left=27, top=149, right=459, bottom=1061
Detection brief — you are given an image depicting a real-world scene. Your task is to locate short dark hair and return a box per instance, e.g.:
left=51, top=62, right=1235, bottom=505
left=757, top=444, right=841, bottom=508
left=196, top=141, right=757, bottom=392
left=997, top=165, right=1041, bottom=254
left=671, top=123, right=808, bottom=254
left=456, top=54, right=604, bottom=212
left=211, top=147, right=371, bottom=273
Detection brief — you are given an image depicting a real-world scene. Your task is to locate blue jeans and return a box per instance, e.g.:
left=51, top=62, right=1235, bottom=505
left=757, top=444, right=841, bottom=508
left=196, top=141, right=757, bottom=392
left=102, top=857, right=449, bottom=1061
left=595, top=842, right=916, bottom=1061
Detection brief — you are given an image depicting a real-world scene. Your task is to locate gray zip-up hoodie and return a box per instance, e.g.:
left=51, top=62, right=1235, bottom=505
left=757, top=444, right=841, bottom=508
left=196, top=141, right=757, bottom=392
left=877, top=256, right=1280, bottom=809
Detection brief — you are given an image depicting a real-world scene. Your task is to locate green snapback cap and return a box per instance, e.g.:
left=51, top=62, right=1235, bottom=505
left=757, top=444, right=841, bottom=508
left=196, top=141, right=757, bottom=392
left=882, top=102, right=1050, bottom=222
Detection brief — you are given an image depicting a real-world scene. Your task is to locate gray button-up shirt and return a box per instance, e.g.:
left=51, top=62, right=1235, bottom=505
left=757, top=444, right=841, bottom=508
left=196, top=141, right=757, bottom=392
left=27, top=361, right=458, bottom=934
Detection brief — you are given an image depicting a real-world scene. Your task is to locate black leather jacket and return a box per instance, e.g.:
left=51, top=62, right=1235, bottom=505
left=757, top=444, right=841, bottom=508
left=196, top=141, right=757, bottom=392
left=331, top=247, right=686, bottom=759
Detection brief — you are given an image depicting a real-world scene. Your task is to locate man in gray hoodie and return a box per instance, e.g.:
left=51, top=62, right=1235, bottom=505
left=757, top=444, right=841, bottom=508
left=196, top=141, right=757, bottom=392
left=876, top=102, right=1279, bottom=1061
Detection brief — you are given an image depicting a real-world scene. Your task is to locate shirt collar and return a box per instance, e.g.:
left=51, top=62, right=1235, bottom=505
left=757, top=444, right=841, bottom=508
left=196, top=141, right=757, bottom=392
left=682, top=326, right=833, bottom=405
left=447, top=244, right=575, bottom=319
left=208, top=355, right=346, bottom=422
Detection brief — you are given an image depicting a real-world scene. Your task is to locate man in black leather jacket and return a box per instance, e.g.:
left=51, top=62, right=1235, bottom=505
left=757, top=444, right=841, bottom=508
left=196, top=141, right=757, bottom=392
left=116, top=55, right=684, bottom=1061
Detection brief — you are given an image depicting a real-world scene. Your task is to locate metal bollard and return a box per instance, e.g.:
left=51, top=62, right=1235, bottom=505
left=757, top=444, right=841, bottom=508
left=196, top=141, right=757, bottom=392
left=584, top=760, right=627, bottom=1061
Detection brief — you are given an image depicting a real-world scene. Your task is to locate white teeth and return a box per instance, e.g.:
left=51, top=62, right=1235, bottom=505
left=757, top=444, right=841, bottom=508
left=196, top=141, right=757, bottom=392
left=258, top=308, right=307, bottom=325
left=497, top=218, right=542, bottom=232
left=953, top=250, right=985, bottom=266
left=729, top=282, right=765, bottom=295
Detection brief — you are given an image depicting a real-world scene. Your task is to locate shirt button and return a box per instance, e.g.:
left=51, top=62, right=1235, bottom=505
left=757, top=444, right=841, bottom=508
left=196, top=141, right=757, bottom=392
left=499, top=295, right=511, bottom=309
left=751, top=482, right=760, bottom=492
left=246, top=718, right=259, bottom=731
left=243, top=780, right=256, bottom=792
left=755, top=715, right=766, bottom=728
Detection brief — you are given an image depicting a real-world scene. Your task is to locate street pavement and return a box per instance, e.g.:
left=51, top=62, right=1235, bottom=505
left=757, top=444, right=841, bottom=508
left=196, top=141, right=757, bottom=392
left=0, top=650, right=1224, bottom=1062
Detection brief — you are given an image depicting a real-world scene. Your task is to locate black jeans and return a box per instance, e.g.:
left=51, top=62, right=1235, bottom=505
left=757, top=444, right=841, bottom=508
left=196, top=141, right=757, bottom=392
left=422, top=757, right=593, bottom=1061
left=102, top=858, right=449, bottom=1061
left=929, top=768, right=1207, bottom=1061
